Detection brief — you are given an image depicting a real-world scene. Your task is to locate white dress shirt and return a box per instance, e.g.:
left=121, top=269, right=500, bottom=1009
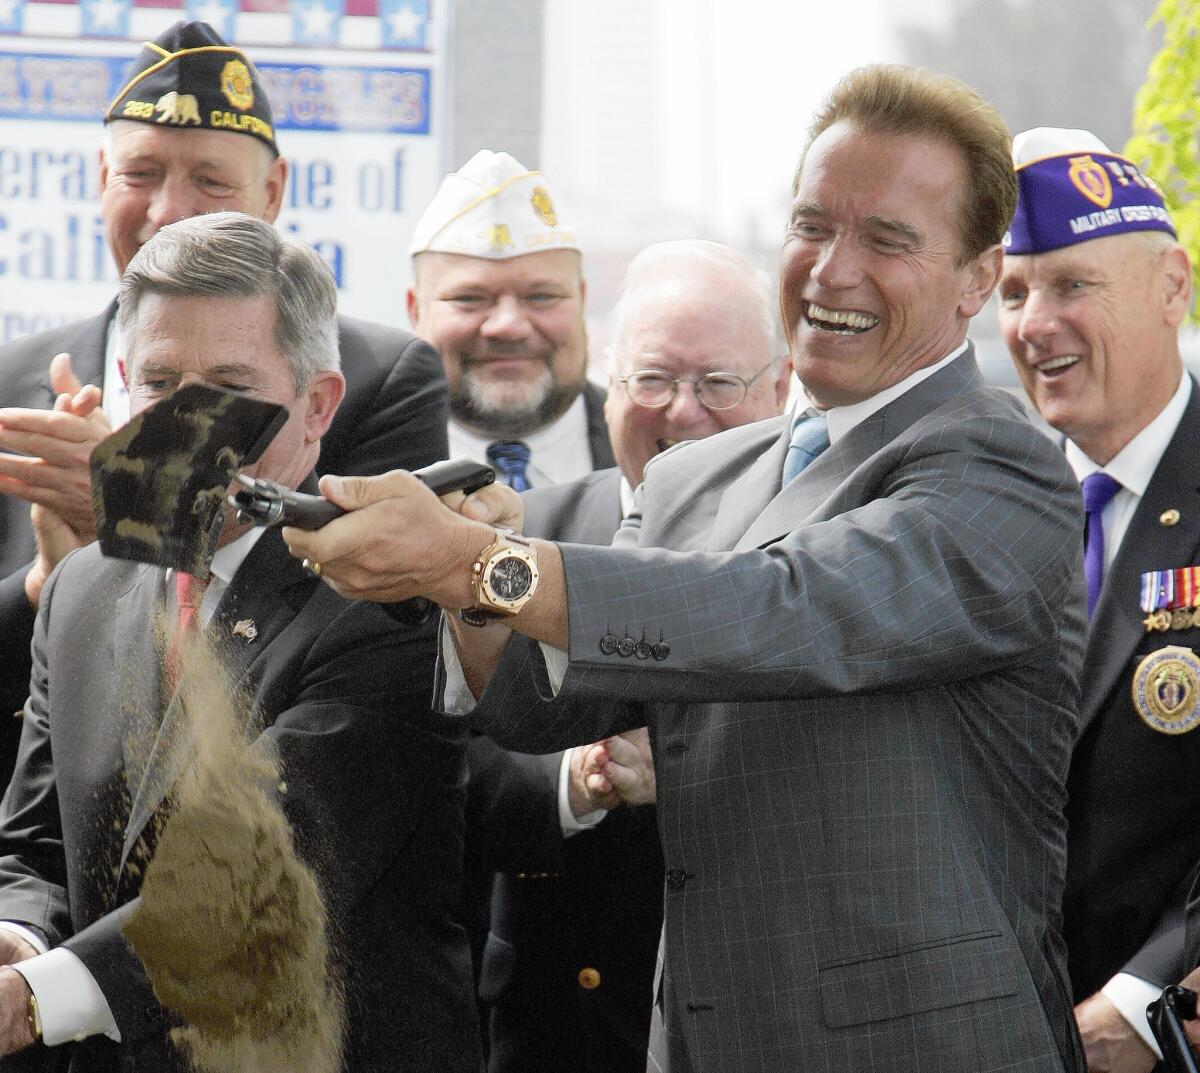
left=447, top=393, right=594, bottom=487
left=1065, top=370, right=1190, bottom=571
left=3, top=525, right=266, bottom=1046
left=1064, top=370, right=1191, bottom=1057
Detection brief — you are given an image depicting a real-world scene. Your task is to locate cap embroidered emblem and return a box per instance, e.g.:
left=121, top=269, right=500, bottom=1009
left=1068, top=155, right=1113, bottom=209
left=220, top=59, right=254, bottom=111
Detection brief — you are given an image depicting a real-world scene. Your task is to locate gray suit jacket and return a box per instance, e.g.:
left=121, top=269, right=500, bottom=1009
left=467, top=351, right=1087, bottom=1073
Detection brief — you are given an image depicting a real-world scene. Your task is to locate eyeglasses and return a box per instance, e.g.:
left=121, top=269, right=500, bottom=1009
left=618, top=359, right=778, bottom=412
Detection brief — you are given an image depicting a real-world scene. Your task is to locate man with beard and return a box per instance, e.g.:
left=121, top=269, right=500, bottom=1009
left=407, top=150, right=614, bottom=490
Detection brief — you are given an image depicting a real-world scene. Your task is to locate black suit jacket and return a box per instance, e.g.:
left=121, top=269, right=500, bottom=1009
left=0, top=521, right=481, bottom=1073
left=580, top=382, right=617, bottom=472
left=0, top=306, right=449, bottom=784
left=1062, top=375, right=1200, bottom=1000
left=473, top=468, right=665, bottom=1073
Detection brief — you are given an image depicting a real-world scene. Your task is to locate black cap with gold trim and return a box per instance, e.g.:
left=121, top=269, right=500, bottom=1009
left=104, top=21, right=277, bottom=156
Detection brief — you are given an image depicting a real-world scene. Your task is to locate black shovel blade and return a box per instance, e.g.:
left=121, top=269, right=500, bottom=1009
left=90, top=383, right=287, bottom=576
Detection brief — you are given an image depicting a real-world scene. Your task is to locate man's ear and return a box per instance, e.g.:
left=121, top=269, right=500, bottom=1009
left=303, top=370, right=346, bottom=443
left=262, top=155, right=289, bottom=223
left=1160, top=244, right=1193, bottom=329
left=98, top=146, right=109, bottom=192
left=959, top=244, right=1004, bottom=319
left=772, top=354, right=793, bottom=412
left=406, top=285, right=421, bottom=331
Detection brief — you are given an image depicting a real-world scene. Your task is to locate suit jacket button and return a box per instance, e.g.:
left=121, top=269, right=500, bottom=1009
left=652, top=641, right=671, bottom=661
left=617, top=636, right=636, bottom=658
left=634, top=639, right=653, bottom=659
left=599, top=634, right=618, bottom=655
left=666, top=867, right=689, bottom=891
left=577, top=967, right=601, bottom=990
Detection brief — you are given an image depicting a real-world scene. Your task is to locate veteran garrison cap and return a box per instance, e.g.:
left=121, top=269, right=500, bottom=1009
left=1005, top=126, right=1174, bottom=254
left=105, top=21, right=277, bottom=156
left=410, top=149, right=580, bottom=259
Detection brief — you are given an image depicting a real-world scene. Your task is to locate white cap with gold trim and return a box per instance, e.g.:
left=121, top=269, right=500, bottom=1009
left=409, top=149, right=580, bottom=259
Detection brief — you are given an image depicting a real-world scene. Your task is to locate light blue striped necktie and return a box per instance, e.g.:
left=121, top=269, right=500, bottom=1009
left=782, top=413, right=830, bottom=483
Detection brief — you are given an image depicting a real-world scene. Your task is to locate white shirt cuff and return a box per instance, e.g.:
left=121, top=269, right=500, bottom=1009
left=540, top=642, right=569, bottom=696
left=1101, top=972, right=1163, bottom=1059
left=0, top=923, right=47, bottom=956
left=11, top=946, right=120, bottom=1045
left=557, top=748, right=606, bottom=836
left=440, top=617, right=477, bottom=715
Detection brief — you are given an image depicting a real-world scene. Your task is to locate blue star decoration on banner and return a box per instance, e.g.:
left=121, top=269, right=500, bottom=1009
left=0, top=0, right=23, bottom=33
left=82, top=0, right=131, bottom=36
left=186, top=0, right=236, bottom=40
left=381, top=0, right=428, bottom=49
left=293, top=0, right=343, bottom=46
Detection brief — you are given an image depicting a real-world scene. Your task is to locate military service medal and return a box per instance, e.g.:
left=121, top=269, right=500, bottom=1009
left=1140, top=566, right=1200, bottom=632
left=1131, top=645, right=1200, bottom=734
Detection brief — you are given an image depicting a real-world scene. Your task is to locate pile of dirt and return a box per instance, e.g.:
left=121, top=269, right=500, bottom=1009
left=123, top=633, right=344, bottom=1073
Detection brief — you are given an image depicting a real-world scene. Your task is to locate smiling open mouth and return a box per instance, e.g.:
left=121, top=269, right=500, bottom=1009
left=1035, top=355, right=1081, bottom=375
left=805, top=302, right=879, bottom=335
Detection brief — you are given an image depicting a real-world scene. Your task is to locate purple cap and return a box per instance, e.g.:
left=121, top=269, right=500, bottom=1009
left=1004, top=126, right=1175, bottom=255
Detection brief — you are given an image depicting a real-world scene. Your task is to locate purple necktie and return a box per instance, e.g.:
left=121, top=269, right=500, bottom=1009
left=1082, top=471, right=1122, bottom=617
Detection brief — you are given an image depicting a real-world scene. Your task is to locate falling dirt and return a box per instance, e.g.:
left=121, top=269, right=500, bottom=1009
left=122, top=630, right=344, bottom=1073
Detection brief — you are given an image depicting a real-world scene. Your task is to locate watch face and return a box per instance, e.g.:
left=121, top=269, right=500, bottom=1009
left=490, top=556, right=533, bottom=601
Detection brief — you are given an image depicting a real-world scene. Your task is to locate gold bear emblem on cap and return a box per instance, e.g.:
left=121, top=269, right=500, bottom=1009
left=154, top=92, right=202, bottom=126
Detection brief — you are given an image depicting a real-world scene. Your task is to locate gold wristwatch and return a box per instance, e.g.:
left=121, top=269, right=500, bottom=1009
left=460, top=528, right=539, bottom=626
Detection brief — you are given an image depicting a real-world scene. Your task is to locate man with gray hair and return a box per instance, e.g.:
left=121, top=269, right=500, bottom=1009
left=0, top=212, right=481, bottom=1072
left=0, top=20, right=449, bottom=782
left=473, top=239, right=789, bottom=1073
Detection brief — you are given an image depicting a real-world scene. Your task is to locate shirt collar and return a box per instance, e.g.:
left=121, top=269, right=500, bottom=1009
left=209, top=525, right=268, bottom=587
left=793, top=340, right=968, bottom=443
left=448, top=393, right=591, bottom=485
left=1065, top=370, right=1191, bottom=496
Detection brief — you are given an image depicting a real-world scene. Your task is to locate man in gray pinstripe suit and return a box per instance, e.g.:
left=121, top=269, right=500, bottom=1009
left=288, top=64, right=1088, bottom=1073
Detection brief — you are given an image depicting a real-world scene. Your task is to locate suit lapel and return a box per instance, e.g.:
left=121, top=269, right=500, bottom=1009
left=706, top=417, right=791, bottom=551
left=1081, top=384, right=1200, bottom=731
left=583, top=382, right=616, bottom=470
left=37, top=302, right=112, bottom=403
left=116, top=563, right=169, bottom=801
left=733, top=350, right=981, bottom=552
left=118, top=524, right=317, bottom=880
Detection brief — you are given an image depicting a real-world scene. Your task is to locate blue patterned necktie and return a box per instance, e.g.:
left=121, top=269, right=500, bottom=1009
left=782, top=413, right=830, bottom=484
left=1081, top=471, right=1122, bottom=617
left=486, top=440, right=532, bottom=492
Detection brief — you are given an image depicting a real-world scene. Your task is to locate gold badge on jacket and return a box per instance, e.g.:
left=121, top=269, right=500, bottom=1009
left=1131, top=645, right=1200, bottom=735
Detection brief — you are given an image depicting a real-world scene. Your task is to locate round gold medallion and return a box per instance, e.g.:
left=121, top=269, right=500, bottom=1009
left=1131, top=645, right=1200, bottom=735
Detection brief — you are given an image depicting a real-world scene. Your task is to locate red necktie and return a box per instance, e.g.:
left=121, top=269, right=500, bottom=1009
left=169, top=571, right=210, bottom=686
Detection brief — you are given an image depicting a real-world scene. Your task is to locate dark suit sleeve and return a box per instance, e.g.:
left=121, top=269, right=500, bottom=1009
left=320, top=323, right=449, bottom=478
left=1121, top=868, right=1195, bottom=987
left=464, top=734, right=565, bottom=875
left=0, top=564, right=73, bottom=945
left=0, top=566, right=35, bottom=716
